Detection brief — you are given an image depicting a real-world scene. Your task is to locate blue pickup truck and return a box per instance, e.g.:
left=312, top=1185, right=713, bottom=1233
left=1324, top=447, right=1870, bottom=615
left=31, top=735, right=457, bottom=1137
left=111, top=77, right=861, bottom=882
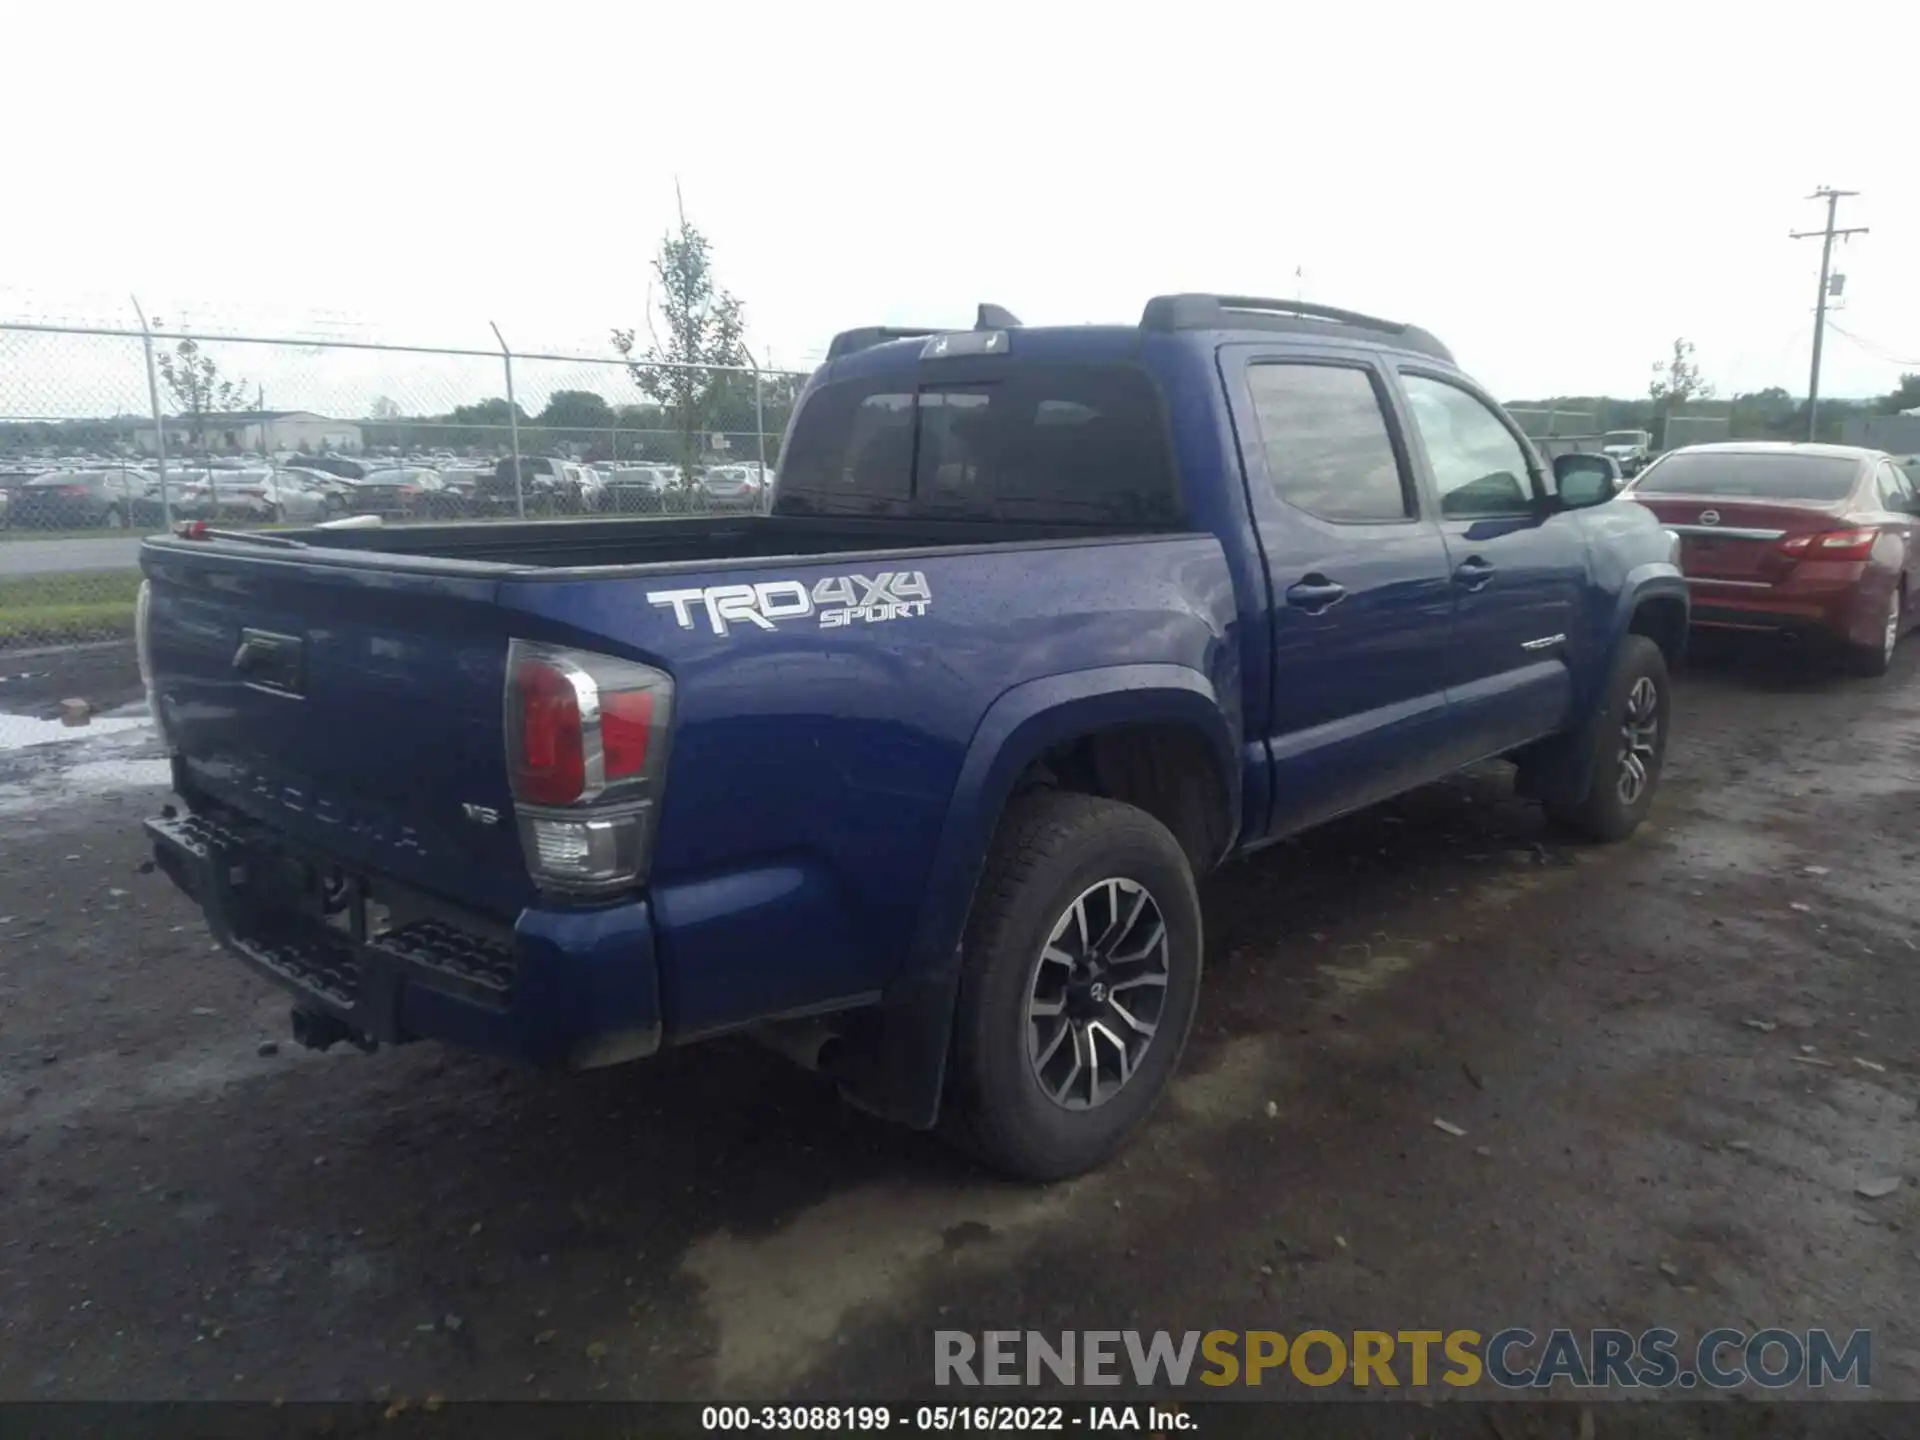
left=138, top=294, right=1687, bottom=1179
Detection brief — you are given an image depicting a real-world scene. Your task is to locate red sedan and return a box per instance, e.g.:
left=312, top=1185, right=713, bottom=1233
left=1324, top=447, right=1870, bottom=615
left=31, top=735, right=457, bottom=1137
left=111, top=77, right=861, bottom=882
left=1624, top=442, right=1919, bottom=676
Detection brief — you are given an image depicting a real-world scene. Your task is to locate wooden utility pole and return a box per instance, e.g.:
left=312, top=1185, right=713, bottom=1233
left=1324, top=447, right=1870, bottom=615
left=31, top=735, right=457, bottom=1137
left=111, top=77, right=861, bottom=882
left=1791, top=188, right=1868, bottom=441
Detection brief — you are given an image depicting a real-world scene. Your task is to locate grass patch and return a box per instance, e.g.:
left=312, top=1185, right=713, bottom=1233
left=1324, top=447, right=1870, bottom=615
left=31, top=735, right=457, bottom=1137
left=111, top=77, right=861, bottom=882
left=0, top=569, right=142, bottom=649
left=0, top=526, right=160, bottom=542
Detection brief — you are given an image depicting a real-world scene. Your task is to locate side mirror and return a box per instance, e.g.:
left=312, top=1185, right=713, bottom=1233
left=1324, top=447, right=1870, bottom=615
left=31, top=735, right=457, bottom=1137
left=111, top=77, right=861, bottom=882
left=1554, top=453, right=1621, bottom=509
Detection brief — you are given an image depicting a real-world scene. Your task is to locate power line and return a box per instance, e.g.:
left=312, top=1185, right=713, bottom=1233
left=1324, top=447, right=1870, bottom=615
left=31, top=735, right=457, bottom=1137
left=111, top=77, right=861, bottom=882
left=1790, top=187, right=1868, bottom=440
left=1824, top=320, right=1920, bottom=369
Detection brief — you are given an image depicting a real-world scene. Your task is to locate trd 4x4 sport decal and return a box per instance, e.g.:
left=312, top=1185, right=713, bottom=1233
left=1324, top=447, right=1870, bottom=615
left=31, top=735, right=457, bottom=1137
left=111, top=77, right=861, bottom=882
left=647, top=572, right=933, bottom=636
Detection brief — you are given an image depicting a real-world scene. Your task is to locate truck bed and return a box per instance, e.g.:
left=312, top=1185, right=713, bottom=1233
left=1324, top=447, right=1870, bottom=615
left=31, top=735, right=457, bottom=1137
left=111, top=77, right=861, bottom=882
left=288, top=512, right=1158, bottom=571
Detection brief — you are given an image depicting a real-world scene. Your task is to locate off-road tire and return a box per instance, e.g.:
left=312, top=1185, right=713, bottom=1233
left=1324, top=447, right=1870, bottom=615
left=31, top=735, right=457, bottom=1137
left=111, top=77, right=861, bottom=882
left=1543, top=634, right=1670, bottom=842
left=941, top=790, right=1202, bottom=1181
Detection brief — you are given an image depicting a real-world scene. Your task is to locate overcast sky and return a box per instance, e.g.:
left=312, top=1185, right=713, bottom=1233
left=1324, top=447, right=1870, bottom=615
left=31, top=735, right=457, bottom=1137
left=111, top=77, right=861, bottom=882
left=6, top=0, right=1916, bottom=408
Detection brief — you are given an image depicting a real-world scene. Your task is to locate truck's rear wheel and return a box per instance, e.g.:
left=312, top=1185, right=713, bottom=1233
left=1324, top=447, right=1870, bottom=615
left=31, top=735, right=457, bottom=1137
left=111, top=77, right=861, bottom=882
left=943, top=791, right=1202, bottom=1180
left=1542, top=634, right=1669, bottom=842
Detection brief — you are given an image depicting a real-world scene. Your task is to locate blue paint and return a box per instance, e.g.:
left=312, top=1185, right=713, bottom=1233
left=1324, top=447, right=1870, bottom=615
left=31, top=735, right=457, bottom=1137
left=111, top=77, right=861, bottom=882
left=141, top=312, right=1684, bottom=1110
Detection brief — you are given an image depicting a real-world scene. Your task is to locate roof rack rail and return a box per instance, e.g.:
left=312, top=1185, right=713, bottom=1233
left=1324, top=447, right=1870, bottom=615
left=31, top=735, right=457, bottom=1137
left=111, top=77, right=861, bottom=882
left=1139, top=293, right=1453, bottom=363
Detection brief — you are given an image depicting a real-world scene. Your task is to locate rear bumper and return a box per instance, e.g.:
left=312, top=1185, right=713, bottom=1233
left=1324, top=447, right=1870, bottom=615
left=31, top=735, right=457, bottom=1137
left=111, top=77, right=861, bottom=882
left=604, top=488, right=667, bottom=510
left=1685, top=568, right=1885, bottom=649
left=146, top=804, right=661, bottom=1069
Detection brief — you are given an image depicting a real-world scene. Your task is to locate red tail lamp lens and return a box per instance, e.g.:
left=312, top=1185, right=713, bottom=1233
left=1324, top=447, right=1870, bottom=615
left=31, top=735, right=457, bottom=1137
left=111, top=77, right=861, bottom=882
left=1779, top=528, right=1878, bottom=562
left=599, top=690, right=654, bottom=779
left=512, top=658, right=585, bottom=805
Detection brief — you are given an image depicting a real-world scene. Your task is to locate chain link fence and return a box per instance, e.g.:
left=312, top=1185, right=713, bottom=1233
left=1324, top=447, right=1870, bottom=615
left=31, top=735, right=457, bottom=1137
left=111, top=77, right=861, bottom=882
left=1664, top=413, right=1733, bottom=448
left=0, top=315, right=805, bottom=775
left=1506, top=406, right=1600, bottom=439
left=0, top=318, right=805, bottom=649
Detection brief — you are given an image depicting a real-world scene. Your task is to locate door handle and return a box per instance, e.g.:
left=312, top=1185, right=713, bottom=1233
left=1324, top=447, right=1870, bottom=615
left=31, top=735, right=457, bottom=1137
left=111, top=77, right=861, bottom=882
left=1452, top=557, right=1496, bottom=592
left=1284, top=576, right=1348, bottom=613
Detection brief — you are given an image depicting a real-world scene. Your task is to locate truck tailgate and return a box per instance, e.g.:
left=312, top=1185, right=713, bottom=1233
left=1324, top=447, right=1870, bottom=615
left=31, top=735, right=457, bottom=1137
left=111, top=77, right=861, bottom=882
left=142, top=543, right=532, bottom=917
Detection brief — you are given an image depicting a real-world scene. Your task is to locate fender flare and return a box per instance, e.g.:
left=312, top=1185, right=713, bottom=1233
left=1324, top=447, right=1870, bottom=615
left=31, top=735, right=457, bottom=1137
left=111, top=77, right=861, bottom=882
left=837, top=663, right=1239, bottom=1128
left=1527, top=568, right=1689, bottom=804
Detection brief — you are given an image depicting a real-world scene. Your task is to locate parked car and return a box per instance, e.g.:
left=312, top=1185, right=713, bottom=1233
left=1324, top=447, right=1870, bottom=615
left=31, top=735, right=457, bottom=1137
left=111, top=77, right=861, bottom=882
left=291, top=454, right=375, bottom=482
left=1600, top=431, right=1653, bottom=476
left=573, top=464, right=608, bottom=512
left=698, top=463, right=766, bottom=509
left=278, top=465, right=359, bottom=509
left=170, top=467, right=342, bottom=525
left=436, top=466, right=489, bottom=510
left=0, top=467, right=51, bottom=527
left=601, top=464, right=685, bottom=513
left=138, top=293, right=1686, bottom=1180
left=7, top=467, right=163, bottom=530
left=1624, top=442, right=1918, bottom=676
left=474, top=456, right=600, bottom=515
left=336, top=468, right=464, bottom=519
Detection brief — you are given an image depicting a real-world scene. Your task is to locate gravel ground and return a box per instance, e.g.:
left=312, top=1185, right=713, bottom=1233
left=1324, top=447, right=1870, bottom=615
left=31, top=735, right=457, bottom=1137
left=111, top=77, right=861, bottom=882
left=2, top=636, right=1918, bottom=1411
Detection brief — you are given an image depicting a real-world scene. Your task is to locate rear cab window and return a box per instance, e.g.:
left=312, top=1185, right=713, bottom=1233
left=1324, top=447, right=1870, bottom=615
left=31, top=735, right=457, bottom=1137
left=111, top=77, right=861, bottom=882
left=773, top=357, right=1183, bottom=526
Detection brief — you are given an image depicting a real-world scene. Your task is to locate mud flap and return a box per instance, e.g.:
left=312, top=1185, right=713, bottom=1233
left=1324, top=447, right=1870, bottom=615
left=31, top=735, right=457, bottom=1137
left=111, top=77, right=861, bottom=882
left=834, top=943, right=965, bottom=1130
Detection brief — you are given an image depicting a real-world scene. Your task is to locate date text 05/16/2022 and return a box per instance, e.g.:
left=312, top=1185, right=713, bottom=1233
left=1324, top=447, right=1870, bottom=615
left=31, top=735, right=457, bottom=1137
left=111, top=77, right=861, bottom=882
left=701, top=1405, right=1188, bottom=1432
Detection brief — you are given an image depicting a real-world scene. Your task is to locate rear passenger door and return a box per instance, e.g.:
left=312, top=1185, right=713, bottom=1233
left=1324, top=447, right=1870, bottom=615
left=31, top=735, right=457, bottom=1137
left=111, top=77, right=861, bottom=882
left=1872, top=459, right=1920, bottom=599
left=1221, top=347, right=1458, bottom=837
left=1391, top=370, right=1591, bottom=760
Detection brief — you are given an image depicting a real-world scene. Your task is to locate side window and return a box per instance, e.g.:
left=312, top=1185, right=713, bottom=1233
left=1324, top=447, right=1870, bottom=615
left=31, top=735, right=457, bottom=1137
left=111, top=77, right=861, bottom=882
left=1244, top=363, right=1412, bottom=523
left=1874, top=461, right=1910, bottom=510
left=1400, top=375, right=1537, bottom=519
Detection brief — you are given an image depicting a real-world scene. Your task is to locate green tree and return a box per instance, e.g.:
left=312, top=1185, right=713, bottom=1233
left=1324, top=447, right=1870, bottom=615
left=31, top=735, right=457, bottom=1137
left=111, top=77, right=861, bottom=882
left=1728, top=386, right=1798, bottom=439
left=1879, top=373, right=1920, bottom=415
left=441, top=397, right=529, bottom=449
left=612, top=205, right=751, bottom=474
left=447, top=398, right=528, bottom=427
left=152, top=333, right=250, bottom=447
left=536, top=390, right=616, bottom=432
left=1648, top=338, right=1712, bottom=449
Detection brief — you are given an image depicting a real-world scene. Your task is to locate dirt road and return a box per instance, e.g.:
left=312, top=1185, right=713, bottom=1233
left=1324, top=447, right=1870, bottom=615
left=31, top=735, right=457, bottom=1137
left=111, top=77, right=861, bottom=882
left=2, top=638, right=1918, bottom=1405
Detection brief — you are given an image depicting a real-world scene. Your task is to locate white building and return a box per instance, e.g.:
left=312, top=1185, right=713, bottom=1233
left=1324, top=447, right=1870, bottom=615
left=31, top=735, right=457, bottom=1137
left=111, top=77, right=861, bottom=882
left=135, top=410, right=363, bottom=456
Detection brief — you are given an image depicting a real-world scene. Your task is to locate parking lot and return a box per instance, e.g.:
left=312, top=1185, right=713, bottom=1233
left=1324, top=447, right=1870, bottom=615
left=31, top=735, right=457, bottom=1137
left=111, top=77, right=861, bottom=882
left=1, top=636, right=1918, bottom=1404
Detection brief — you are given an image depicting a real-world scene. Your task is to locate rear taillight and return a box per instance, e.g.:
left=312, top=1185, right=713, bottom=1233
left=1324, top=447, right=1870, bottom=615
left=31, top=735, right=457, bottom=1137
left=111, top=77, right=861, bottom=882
left=1778, top=527, right=1879, bottom=562
left=134, top=580, right=173, bottom=750
left=58, top=485, right=87, bottom=497
left=504, top=639, right=673, bottom=898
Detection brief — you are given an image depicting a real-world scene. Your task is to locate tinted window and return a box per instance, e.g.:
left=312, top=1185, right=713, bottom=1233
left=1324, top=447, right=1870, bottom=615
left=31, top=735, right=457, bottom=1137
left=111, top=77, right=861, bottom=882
left=775, top=363, right=1180, bottom=525
left=1875, top=461, right=1913, bottom=509
left=1244, top=364, right=1410, bottom=523
left=1400, top=375, right=1536, bottom=518
left=1632, top=451, right=1862, bottom=501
